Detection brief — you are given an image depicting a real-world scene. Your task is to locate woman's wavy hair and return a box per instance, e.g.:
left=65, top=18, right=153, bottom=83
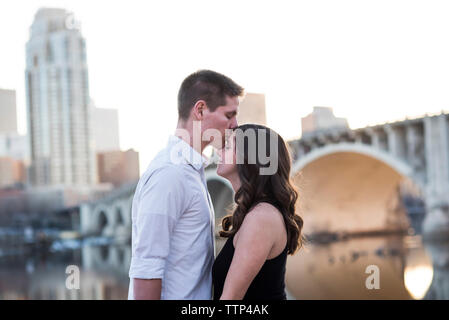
left=219, top=124, right=306, bottom=254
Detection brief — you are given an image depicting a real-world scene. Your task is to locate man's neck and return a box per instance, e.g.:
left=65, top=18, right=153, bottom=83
left=175, top=120, right=205, bottom=154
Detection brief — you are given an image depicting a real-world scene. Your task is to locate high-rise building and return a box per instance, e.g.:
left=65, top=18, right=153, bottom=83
left=91, top=106, right=120, bottom=153
left=301, top=106, right=349, bottom=136
left=25, top=8, right=96, bottom=186
left=237, top=93, right=267, bottom=126
left=0, top=89, right=18, bottom=134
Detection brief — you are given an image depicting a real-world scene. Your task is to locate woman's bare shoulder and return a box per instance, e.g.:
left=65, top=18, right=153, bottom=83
left=241, top=202, right=284, bottom=232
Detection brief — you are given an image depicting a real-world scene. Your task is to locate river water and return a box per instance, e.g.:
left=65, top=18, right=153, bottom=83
left=0, top=234, right=447, bottom=299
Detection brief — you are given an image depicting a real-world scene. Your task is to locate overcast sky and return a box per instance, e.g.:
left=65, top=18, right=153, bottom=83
left=1, top=0, right=449, bottom=170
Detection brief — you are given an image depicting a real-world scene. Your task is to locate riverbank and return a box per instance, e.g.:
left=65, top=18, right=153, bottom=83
left=305, top=228, right=412, bottom=245
left=0, top=227, right=126, bottom=258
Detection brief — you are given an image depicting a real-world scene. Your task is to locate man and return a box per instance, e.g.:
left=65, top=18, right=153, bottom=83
left=128, top=70, right=244, bottom=299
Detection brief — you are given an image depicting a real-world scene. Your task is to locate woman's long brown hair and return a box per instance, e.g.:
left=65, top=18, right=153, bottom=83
left=219, top=124, right=306, bottom=255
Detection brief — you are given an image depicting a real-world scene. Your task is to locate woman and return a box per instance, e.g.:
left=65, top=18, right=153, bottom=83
left=212, top=124, right=306, bottom=300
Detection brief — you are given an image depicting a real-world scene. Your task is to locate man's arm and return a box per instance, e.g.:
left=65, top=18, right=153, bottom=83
left=128, top=166, right=186, bottom=300
left=133, top=278, right=162, bottom=300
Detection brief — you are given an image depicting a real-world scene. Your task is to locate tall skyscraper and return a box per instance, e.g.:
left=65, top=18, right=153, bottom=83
left=0, top=88, right=18, bottom=134
left=25, top=8, right=96, bottom=186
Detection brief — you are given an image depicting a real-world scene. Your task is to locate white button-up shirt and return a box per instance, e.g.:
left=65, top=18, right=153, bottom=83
left=128, top=135, right=215, bottom=300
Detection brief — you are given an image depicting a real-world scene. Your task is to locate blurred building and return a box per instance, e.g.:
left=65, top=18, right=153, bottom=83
left=0, top=157, right=25, bottom=187
left=97, top=149, right=139, bottom=187
left=0, top=89, right=28, bottom=186
left=0, top=88, right=18, bottom=134
left=0, top=88, right=28, bottom=162
left=237, top=93, right=267, bottom=126
left=25, top=8, right=96, bottom=186
left=0, top=134, right=28, bottom=162
left=91, top=106, right=120, bottom=153
left=301, top=106, right=349, bottom=136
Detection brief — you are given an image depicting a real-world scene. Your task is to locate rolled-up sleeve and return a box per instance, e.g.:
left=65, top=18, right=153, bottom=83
left=129, top=166, right=186, bottom=280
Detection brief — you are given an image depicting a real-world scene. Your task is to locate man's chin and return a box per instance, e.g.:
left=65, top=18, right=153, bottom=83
left=208, top=139, right=225, bottom=150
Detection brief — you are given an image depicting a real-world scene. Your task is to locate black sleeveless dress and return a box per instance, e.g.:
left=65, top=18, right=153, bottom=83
left=212, top=201, right=288, bottom=300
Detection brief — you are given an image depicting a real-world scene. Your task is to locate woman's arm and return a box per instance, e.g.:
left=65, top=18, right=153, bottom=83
left=219, top=204, right=278, bottom=300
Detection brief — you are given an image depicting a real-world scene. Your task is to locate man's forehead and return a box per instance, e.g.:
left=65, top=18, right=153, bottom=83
left=223, top=95, right=240, bottom=110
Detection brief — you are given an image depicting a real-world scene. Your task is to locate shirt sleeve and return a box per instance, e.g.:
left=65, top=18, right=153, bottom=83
left=128, top=165, right=188, bottom=280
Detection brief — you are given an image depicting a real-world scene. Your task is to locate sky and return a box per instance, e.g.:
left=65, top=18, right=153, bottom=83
left=1, top=0, right=449, bottom=172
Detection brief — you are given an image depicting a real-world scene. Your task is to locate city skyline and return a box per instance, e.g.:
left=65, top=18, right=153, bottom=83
left=1, top=0, right=449, bottom=171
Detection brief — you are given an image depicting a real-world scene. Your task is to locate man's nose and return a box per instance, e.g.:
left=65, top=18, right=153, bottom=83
left=229, top=117, right=238, bottom=129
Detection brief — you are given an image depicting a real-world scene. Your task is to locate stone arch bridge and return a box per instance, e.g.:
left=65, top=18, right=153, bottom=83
left=80, top=112, right=449, bottom=241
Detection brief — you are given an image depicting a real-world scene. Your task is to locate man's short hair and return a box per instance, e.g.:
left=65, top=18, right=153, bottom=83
left=178, top=70, right=244, bottom=120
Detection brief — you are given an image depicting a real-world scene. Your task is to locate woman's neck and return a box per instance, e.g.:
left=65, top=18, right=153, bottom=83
left=228, top=173, right=241, bottom=193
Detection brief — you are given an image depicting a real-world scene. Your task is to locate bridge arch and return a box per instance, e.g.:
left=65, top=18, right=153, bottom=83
left=292, top=143, right=413, bottom=178
left=291, top=143, right=418, bottom=236
left=206, top=170, right=234, bottom=233
left=112, top=200, right=129, bottom=226
left=91, top=205, right=111, bottom=235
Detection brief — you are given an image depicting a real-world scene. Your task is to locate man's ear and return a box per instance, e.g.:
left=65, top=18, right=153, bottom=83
left=192, top=100, right=207, bottom=120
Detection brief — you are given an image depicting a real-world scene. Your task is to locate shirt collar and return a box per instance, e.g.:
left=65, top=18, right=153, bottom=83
left=167, top=135, right=208, bottom=171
